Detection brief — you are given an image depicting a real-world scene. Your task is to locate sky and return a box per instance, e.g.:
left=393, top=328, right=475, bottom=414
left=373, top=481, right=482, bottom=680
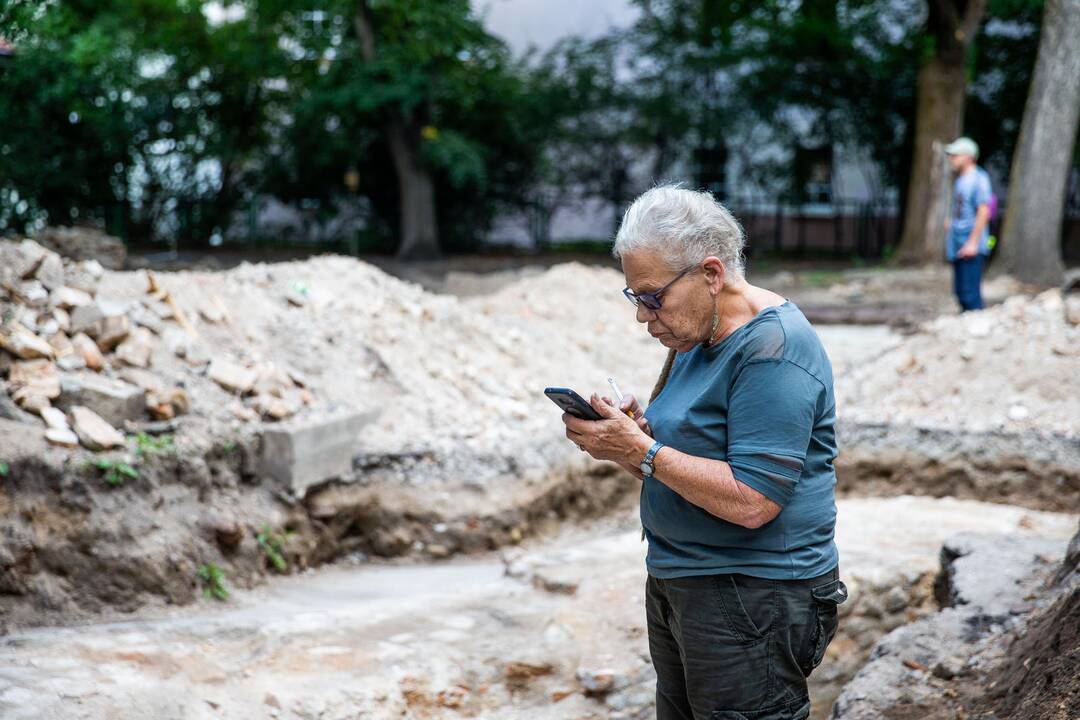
left=477, top=0, right=637, bottom=52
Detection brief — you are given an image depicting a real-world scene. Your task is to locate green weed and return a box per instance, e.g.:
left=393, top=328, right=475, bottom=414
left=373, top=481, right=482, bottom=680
left=197, top=563, right=229, bottom=601
left=134, top=432, right=175, bottom=458
left=0, top=461, right=8, bottom=477
left=89, top=458, right=138, bottom=486
left=256, top=524, right=288, bottom=573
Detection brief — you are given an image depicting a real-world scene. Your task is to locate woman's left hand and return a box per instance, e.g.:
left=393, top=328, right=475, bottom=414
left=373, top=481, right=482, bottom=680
left=562, top=393, right=650, bottom=467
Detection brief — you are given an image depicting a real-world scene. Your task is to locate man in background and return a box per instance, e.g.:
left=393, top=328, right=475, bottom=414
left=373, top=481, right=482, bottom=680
left=944, top=137, right=993, bottom=311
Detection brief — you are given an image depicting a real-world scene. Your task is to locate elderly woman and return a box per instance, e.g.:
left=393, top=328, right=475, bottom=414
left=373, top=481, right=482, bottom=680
left=563, top=186, right=847, bottom=720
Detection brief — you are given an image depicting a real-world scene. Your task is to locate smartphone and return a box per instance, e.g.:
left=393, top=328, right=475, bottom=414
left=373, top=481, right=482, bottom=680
left=544, top=387, right=603, bottom=421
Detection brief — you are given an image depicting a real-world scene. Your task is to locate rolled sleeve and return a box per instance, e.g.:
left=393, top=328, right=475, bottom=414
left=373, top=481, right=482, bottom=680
left=726, top=359, right=821, bottom=507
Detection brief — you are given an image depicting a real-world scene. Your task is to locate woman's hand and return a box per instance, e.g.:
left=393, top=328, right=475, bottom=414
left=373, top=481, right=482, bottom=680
left=614, top=393, right=652, bottom=437
left=562, top=393, right=653, bottom=473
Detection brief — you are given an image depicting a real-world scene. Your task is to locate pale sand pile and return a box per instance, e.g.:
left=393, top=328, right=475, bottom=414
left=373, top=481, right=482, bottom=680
left=837, top=289, right=1080, bottom=437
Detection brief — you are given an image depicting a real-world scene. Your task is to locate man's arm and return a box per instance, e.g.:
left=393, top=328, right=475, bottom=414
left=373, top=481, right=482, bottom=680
left=958, top=204, right=990, bottom=258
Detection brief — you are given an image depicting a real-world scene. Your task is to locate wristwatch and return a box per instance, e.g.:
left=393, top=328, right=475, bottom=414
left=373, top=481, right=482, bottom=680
left=640, top=441, right=665, bottom=477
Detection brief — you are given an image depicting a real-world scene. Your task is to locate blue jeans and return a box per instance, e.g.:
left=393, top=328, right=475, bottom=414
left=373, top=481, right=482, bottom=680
left=952, top=255, right=985, bottom=311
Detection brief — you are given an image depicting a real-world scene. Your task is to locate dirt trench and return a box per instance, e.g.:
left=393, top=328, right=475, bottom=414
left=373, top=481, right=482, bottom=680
left=0, top=413, right=640, bottom=632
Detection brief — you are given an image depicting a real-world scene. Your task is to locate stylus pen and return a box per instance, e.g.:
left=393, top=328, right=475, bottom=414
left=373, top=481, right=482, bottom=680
left=607, top=377, right=635, bottom=419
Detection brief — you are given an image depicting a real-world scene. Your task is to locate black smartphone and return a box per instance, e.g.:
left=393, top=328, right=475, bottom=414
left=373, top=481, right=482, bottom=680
left=544, top=387, right=603, bottom=421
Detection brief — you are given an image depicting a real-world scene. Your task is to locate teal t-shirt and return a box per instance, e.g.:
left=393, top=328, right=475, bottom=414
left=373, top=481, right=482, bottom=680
left=641, top=300, right=839, bottom=580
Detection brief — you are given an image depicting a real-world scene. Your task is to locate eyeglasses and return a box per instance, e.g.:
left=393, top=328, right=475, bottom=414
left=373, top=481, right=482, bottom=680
left=623, top=265, right=698, bottom=310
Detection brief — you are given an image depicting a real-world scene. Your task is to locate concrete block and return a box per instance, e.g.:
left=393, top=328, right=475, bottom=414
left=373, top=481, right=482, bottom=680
left=55, top=372, right=145, bottom=426
left=260, top=408, right=379, bottom=496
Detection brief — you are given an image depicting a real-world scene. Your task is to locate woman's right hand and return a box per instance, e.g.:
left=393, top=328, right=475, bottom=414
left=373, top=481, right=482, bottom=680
left=605, top=393, right=652, bottom=437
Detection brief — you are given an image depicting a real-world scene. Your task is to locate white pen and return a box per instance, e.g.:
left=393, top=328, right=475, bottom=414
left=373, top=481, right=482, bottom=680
left=607, top=376, right=635, bottom=418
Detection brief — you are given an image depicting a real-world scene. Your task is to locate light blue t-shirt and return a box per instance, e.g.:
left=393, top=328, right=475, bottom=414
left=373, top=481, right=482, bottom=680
left=947, top=166, right=993, bottom=260
left=641, top=301, right=839, bottom=580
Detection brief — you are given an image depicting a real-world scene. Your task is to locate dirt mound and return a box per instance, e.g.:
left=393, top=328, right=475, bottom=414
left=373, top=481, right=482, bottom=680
left=965, top=523, right=1080, bottom=720
left=838, top=289, right=1080, bottom=437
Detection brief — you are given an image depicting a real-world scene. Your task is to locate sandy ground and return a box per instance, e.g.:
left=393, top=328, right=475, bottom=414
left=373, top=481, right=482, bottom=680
left=1, top=496, right=1074, bottom=720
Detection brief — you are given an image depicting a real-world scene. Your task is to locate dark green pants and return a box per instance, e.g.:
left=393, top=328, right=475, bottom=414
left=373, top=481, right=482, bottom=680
left=645, top=566, right=846, bottom=720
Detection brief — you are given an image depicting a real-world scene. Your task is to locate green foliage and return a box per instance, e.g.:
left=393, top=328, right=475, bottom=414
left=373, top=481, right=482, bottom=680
left=0, top=0, right=1056, bottom=253
left=134, top=432, right=175, bottom=458
left=0, top=461, right=8, bottom=477
left=222, top=440, right=236, bottom=454
left=966, top=0, right=1044, bottom=176
left=256, top=524, right=288, bottom=573
left=89, top=458, right=139, bottom=487
left=197, top=563, right=229, bottom=601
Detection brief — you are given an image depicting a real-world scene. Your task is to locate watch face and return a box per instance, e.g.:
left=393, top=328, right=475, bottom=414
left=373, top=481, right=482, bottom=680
left=639, top=461, right=651, bottom=474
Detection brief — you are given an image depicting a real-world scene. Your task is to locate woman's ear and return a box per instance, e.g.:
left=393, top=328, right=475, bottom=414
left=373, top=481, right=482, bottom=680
left=701, top=257, right=726, bottom=294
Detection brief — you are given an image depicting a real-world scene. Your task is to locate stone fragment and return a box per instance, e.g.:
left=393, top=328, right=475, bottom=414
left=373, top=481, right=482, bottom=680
left=147, top=388, right=189, bottom=420
left=62, top=259, right=104, bottom=295
left=229, top=401, right=258, bottom=422
left=8, top=359, right=61, bottom=399
left=70, top=405, right=126, bottom=450
left=15, top=280, right=49, bottom=306
left=198, top=296, right=229, bottom=324
left=34, top=251, right=65, bottom=290
left=56, top=372, right=144, bottom=426
left=56, top=353, right=86, bottom=372
left=69, top=303, right=105, bottom=335
left=1007, top=404, right=1030, bottom=421
left=250, top=393, right=295, bottom=420
left=208, top=359, right=257, bottom=394
left=145, top=299, right=174, bottom=320
left=51, top=307, right=71, bottom=333
left=70, top=332, right=104, bottom=371
left=49, top=286, right=94, bottom=309
left=34, top=226, right=126, bottom=270
left=576, top=667, right=617, bottom=695
left=4, top=239, right=46, bottom=279
left=127, top=304, right=163, bottom=334
left=37, top=318, right=59, bottom=337
left=117, top=367, right=163, bottom=393
left=208, top=514, right=244, bottom=551
left=0, top=322, right=55, bottom=360
left=45, top=427, right=79, bottom=448
left=47, top=332, right=74, bottom=358
left=89, top=315, right=130, bottom=352
left=260, top=408, right=379, bottom=496
left=13, top=392, right=49, bottom=415
left=1066, top=296, right=1080, bottom=326
left=114, top=327, right=152, bottom=368
left=40, top=406, right=69, bottom=430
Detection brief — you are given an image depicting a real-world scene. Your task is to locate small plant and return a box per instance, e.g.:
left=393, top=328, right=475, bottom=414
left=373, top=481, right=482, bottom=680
left=256, top=524, right=288, bottom=573
left=91, top=458, right=138, bottom=486
left=134, top=432, right=175, bottom=458
left=0, top=461, right=9, bottom=477
left=222, top=440, right=236, bottom=453
left=197, top=563, right=229, bottom=601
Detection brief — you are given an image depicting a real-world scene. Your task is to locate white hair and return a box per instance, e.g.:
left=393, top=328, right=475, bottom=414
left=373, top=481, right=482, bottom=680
left=612, top=184, right=746, bottom=278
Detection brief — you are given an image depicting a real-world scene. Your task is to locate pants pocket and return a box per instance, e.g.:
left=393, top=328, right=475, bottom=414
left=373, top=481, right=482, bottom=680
left=712, top=574, right=774, bottom=644
left=799, top=578, right=847, bottom=677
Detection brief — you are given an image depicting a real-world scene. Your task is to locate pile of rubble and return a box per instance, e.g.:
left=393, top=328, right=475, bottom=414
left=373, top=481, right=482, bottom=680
left=0, top=239, right=314, bottom=452
left=1, top=237, right=665, bottom=475
left=837, top=289, right=1080, bottom=437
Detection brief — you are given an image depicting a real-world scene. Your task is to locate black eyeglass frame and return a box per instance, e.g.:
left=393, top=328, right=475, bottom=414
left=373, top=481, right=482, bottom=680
left=622, top=264, right=699, bottom=310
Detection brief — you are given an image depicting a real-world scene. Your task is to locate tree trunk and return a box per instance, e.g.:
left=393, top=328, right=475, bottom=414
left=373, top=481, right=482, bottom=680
left=893, top=0, right=986, bottom=264
left=385, top=124, right=439, bottom=260
left=354, top=1, right=440, bottom=260
left=999, top=0, right=1080, bottom=287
